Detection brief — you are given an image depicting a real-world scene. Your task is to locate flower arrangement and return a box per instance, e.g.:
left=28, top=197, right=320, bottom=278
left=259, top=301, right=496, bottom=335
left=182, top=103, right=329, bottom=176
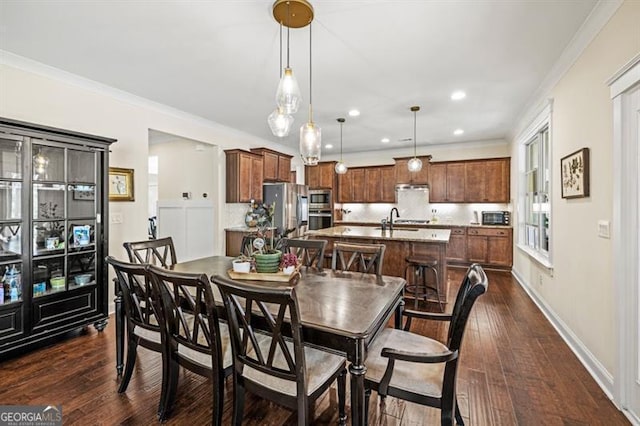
left=280, top=252, right=299, bottom=275
left=281, top=252, right=298, bottom=268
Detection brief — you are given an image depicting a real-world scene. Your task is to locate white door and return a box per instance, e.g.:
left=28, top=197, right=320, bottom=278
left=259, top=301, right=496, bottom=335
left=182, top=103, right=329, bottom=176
left=611, top=56, right=640, bottom=424
left=631, top=84, right=640, bottom=420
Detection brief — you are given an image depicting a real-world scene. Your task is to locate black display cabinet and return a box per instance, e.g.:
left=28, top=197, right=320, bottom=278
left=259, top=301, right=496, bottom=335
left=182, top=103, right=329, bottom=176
left=0, top=118, right=115, bottom=358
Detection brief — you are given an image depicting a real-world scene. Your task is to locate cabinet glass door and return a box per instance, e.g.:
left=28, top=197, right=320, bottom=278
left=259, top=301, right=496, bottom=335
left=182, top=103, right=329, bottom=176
left=0, top=137, right=24, bottom=304
left=66, top=150, right=97, bottom=292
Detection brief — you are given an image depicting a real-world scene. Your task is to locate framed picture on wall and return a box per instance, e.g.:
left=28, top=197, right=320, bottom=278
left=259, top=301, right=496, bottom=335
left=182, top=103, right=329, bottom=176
left=561, top=148, right=589, bottom=199
left=109, top=167, right=135, bottom=201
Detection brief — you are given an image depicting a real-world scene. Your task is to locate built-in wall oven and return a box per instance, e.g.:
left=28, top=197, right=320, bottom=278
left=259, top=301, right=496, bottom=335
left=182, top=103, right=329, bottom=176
left=308, top=189, right=333, bottom=230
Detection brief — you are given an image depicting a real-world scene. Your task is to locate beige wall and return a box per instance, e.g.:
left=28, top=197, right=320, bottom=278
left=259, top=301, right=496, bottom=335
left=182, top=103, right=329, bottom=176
left=510, top=0, right=640, bottom=386
left=149, top=138, right=216, bottom=202
left=0, top=60, right=299, bottom=311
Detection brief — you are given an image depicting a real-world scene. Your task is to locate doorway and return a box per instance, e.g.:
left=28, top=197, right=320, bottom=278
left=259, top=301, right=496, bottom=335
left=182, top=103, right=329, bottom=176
left=611, top=55, right=640, bottom=424
left=148, top=129, right=217, bottom=261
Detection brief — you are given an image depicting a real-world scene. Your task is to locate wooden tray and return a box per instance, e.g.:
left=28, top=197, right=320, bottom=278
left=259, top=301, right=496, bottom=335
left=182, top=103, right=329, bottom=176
left=227, top=266, right=299, bottom=282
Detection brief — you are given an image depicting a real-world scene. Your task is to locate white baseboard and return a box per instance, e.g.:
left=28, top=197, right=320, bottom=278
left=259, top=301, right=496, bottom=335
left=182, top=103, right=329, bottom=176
left=511, top=269, right=614, bottom=399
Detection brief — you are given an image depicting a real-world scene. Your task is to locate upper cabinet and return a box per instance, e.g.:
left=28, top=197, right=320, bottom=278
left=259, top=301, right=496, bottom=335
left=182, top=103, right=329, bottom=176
left=225, top=149, right=263, bottom=203
left=429, top=162, right=465, bottom=203
left=429, top=157, right=510, bottom=203
left=337, top=165, right=395, bottom=203
left=305, top=161, right=337, bottom=190
left=464, top=158, right=510, bottom=203
left=249, top=148, right=292, bottom=183
left=394, top=155, right=432, bottom=185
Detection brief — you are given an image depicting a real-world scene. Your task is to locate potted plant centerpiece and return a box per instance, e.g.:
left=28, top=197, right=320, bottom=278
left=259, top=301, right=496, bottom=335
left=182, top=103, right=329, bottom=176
left=232, top=254, right=252, bottom=273
left=281, top=252, right=299, bottom=275
left=242, top=201, right=294, bottom=273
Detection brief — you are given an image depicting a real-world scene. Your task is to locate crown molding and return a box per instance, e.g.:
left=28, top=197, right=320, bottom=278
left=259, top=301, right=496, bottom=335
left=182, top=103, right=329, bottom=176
left=0, top=50, right=282, bottom=149
left=509, top=0, right=623, bottom=141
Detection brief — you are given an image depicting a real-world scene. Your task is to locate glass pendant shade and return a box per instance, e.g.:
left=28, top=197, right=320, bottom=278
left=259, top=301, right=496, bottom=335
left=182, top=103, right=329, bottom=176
left=335, top=161, right=347, bottom=174
left=267, top=107, right=294, bottom=137
left=300, top=121, right=321, bottom=165
left=407, top=157, right=422, bottom=172
left=276, top=68, right=301, bottom=114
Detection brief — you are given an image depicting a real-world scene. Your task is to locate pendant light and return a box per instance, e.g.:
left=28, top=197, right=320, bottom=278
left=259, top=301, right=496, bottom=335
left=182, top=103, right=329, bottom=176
left=335, top=118, right=347, bottom=174
left=299, top=21, right=321, bottom=165
left=274, top=1, right=306, bottom=115
left=407, top=106, right=422, bottom=172
left=268, top=23, right=294, bottom=137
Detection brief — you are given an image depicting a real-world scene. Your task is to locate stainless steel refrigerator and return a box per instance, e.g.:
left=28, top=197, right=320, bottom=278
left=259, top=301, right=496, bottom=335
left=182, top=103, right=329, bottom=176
left=263, top=183, right=309, bottom=238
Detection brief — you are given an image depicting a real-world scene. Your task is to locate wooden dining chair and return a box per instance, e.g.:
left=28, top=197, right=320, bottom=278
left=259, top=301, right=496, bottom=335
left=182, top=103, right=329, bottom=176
left=363, top=263, right=489, bottom=426
left=281, top=238, right=327, bottom=271
left=123, top=236, right=177, bottom=268
left=331, top=241, right=386, bottom=277
left=147, top=265, right=233, bottom=425
left=212, top=275, right=348, bottom=426
left=105, top=256, right=168, bottom=419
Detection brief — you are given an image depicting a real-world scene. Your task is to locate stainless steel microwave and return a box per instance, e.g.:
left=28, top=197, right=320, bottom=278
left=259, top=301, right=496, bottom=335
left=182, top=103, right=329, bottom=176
left=482, top=211, right=511, bottom=226
left=309, top=189, right=331, bottom=209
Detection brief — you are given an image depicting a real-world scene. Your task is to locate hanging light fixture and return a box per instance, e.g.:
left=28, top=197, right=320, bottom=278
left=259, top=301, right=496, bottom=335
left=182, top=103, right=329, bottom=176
left=268, top=23, right=294, bottom=137
left=407, top=106, right=422, bottom=172
left=33, top=147, right=49, bottom=179
left=273, top=0, right=311, bottom=115
left=335, top=118, right=347, bottom=174
left=299, top=20, right=321, bottom=165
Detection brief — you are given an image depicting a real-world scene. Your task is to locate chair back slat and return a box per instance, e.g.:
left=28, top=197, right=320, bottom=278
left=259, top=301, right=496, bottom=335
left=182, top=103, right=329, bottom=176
left=213, top=276, right=306, bottom=386
left=147, top=265, right=224, bottom=371
left=106, top=256, right=159, bottom=333
left=124, top=237, right=177, bottom=268
left=281, top=238, right=327, bottom=270
left=332, top=242, right=386, bottom=276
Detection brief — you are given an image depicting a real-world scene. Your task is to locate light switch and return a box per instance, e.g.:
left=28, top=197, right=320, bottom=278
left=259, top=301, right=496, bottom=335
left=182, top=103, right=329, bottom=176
left=597, top=220, right=610, bottom=239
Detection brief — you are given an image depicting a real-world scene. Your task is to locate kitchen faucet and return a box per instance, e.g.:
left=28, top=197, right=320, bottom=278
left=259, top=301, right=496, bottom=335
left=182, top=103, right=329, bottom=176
left=389, top=207, right=400, bottom=231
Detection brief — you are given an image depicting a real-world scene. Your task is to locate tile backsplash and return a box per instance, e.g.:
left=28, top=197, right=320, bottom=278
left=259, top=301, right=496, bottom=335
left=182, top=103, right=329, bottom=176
left=339, top=190, right=510, bottom=225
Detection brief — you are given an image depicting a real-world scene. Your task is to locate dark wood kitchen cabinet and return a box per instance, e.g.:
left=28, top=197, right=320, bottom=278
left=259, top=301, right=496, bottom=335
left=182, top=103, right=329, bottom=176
left=464, top=158, right=510, bottom=203
left=394, top=155, right=432, bottom=185
left=446, top=227, right=467, bottom=263
left=364, top=165, right=396, bottom=203
left=466, top=227, right=512, bottom=268
left=429, top=162, right=465, bottom=203
left=250, top=147, right=292, bottom=183
left=337, top=167, right=366, bottom=203
left=305, top=161, right=337, bottom=191
left=0, top=117, right=114, bottom=358
left=225, top=149, right=264, bottom=202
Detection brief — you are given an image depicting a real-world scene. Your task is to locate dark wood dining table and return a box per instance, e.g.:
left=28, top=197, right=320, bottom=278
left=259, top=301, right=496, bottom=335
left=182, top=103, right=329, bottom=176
left=114, top=256, right=406, bottom=425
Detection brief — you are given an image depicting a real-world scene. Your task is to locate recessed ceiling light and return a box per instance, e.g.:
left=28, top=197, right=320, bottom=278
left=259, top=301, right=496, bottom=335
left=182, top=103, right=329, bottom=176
left=381, top=137, right=390, bottom=143
left=451, top=91, right=466, bottom=101
left=453, top=129, right=464, bottom=136
left=325, top=144, right=333, bottom=149
left=348, top=109, right=360, bottom=117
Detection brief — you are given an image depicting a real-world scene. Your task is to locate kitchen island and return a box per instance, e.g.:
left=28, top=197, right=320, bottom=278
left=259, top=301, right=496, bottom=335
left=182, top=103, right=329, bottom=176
left=306, top=226, right=451, bottom=303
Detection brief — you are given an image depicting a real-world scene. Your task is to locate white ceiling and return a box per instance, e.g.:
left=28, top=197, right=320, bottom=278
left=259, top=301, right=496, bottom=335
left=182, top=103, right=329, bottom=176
left=0, top=0, right=598, bottom=154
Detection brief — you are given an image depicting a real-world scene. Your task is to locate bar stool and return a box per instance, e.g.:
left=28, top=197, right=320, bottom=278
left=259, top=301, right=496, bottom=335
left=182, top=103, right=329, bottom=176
left=404, top=256, right=443, bottom=312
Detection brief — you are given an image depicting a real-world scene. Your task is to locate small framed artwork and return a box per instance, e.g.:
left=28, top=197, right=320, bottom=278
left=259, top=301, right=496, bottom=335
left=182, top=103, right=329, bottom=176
left=72, top=225, right=91, bottom=246
left=561, top=148, right=589, bottom=199
left=72, top=185, right=95, bottom=201
left=109, top=167, right=135, bottom=202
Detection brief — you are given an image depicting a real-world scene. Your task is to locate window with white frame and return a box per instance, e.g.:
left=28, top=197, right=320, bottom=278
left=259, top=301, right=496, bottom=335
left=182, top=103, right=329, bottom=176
left=519, top=104, right=551, bottom=265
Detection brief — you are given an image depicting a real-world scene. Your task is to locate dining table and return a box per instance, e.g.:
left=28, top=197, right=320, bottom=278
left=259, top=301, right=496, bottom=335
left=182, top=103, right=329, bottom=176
left=113, top=255, right=406, bottom=425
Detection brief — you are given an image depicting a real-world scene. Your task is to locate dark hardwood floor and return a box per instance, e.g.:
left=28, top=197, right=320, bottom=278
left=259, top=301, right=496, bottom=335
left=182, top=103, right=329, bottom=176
left=0, top=269, right=629, bottom=425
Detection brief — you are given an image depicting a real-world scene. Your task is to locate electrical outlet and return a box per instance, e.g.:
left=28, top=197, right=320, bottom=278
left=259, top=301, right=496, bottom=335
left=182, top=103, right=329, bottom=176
left=111, top=212, right=123, bottom=224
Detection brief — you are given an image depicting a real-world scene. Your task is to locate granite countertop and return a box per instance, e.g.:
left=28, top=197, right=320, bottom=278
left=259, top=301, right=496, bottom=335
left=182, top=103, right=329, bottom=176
left=334, top=220, right=512, bottom=230
left=225, top=226, right=257, bottom=232
left=306, top=226, right=451, bottom=243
